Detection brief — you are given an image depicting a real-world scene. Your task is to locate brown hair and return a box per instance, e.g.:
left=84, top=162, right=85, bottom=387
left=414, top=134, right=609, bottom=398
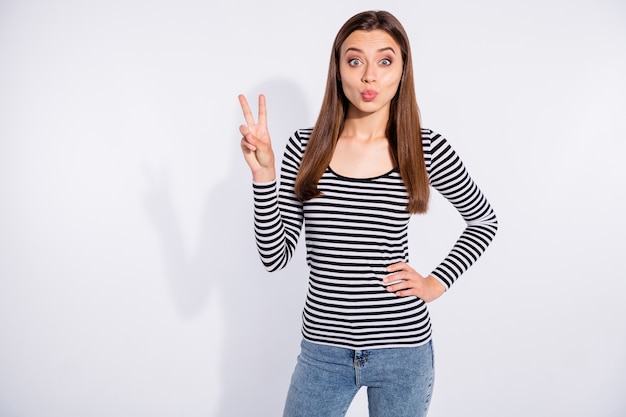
left=294, top=10, right=429, bottom=214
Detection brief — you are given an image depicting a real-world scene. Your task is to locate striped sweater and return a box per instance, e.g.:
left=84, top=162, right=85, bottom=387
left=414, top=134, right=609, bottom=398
left=252, top=128, right=498, bottom=349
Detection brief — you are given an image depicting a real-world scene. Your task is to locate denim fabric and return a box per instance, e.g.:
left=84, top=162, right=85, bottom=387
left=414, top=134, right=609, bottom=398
left=283, top=339, right=434, bottom=417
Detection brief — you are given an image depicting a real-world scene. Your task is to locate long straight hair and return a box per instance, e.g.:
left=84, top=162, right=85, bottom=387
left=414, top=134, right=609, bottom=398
left=294, top=10, right=429, bottom=214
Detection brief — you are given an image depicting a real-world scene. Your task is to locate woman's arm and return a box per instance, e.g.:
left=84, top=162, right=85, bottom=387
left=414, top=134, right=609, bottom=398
left=238, top=94, right=306, bottom=271
left=383, top=131, right=497, bottom=302
left=250, top=132, right=307, bottom=272
left=426, top=131, right=499, bottom=289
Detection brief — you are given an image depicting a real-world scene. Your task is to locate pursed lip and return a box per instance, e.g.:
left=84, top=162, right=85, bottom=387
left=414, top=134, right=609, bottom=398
left=361, top=89, right=378, bottom=102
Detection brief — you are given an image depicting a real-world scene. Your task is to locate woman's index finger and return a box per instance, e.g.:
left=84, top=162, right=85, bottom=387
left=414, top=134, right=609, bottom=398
left=238, top=94, right=256, bottom=127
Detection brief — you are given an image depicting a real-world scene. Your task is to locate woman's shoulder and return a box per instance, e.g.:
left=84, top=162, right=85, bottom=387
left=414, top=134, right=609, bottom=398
left=420, top=128, right=447, bottom=153
left=296, top=127, right=314, bottom=135
left=420, top=128, right=445, bottom=142
left=287, top=127, right=314, bottom=150
left=293, top=127, right=314, bottom=141
left=282, top=127, right=314, bottom=161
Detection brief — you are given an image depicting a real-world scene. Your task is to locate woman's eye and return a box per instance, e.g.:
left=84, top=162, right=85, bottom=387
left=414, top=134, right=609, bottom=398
left=380, top=58, right=392, bottom=66
left=348, top=58, right=362, bottom=66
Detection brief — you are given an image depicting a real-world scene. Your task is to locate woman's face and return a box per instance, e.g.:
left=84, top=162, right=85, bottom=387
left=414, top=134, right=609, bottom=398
left=338, top=29, right=403, bottom=117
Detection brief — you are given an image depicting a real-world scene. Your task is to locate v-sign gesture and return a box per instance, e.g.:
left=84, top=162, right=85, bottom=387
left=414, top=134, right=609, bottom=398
left=238, top=94, right=276, bottom=182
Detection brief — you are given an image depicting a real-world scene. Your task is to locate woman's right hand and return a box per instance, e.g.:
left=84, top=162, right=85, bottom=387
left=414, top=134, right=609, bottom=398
left=238, top=94, right=276, bottom=182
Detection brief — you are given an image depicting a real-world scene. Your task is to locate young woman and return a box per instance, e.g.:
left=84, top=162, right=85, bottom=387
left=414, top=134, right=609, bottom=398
left=238, top=10, right=498, bottom=417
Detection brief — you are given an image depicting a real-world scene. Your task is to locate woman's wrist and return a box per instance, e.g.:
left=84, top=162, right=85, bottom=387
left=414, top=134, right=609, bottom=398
left=424, top=275, right=446, bottom=302
left=252, top=169, right=276, bottom=183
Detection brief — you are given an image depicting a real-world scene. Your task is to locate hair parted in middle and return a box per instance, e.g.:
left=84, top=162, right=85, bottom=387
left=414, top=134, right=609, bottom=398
left=293, top=10, right=430, bottom=214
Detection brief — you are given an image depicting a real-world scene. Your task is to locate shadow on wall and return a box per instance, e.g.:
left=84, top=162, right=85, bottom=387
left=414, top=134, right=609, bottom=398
left=0, top=398, right=24, bottom=417
left=144, top=78, right=311, bottom=417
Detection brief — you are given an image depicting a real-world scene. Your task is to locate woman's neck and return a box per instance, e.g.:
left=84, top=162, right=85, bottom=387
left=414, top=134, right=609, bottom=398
left=342, top=106, right=390, bottom=141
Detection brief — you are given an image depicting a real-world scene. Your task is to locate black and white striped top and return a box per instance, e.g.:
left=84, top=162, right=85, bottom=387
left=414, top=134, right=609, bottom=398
left=252, top=128, right=498, bottom=349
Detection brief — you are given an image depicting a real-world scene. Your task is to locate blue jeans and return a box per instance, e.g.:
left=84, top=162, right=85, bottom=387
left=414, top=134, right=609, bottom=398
left=283, top=339, right=434, bottom=417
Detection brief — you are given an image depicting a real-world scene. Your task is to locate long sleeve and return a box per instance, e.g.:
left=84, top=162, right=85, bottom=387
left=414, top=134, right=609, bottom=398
left=424, top=130, right=498, bottom=289
left=252, top=130, right=309, bottom=271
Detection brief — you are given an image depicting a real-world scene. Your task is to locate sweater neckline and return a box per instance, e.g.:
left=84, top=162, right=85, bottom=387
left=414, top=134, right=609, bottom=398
left=326, top=166, right=398, bottom=181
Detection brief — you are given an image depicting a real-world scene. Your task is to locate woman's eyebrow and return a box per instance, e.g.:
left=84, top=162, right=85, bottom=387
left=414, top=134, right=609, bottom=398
left=344, top=46, right=397, bottom=55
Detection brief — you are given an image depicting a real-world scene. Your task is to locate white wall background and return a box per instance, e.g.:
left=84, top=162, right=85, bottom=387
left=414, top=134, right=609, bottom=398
left=1, top=0, right=625, bottom=416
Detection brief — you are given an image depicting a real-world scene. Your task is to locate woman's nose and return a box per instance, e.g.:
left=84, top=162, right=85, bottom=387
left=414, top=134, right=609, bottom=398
left=361, top=65, right=376, bottom=83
